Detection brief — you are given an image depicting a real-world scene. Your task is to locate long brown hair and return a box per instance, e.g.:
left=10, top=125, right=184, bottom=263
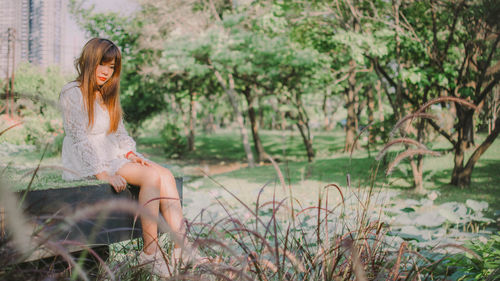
left=75, top=38, right=122, bottom=133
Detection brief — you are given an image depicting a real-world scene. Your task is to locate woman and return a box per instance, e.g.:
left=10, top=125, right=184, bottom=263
left=59, top=38, right=188, bottom=277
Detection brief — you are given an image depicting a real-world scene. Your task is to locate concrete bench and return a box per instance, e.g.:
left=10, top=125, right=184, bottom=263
left=4, top=178, right=182, bottom=267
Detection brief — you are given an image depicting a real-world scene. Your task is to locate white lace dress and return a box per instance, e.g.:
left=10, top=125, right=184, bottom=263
left=59, top=81, right=138, bottom=180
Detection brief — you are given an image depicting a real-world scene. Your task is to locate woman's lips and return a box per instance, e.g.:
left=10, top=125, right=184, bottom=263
left=98, top=77, right=107, bottom=81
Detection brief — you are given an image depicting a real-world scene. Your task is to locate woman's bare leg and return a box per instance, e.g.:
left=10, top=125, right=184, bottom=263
left=117, top=162, right=184, bottom=254
left=117, top=163, right=161, bottom=254
left=148, top=162, right=185, bottom=248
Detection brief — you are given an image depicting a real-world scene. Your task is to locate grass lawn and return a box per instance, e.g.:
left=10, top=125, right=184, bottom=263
left=3, top=127, right=499, bottom=211
left=139, top=128, right=500, bottom=209
left=2, top=127, right=498, bottom=265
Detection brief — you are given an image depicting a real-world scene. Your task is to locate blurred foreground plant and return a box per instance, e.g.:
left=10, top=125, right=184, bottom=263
left=0, top=116, right=494, bottom=280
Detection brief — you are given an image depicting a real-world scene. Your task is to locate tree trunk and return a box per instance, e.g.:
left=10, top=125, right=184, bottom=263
left=411, top=92, right=429, bottom=193
left=296, top=121, right=315, bottom=162
left=393, top=0, right=405, bottom=121
left=412, top=116, right=427, bottom=193
left=366, top=86, right=375, bottom=144
left=344, top=64, right=359, bottom=152
left=376, top=81, right=384, bottom=123
left=451, top=107, right=475, bottom=186
left=269, top=98, right=280, bottom=130
left=293, top=93, right=315, bottom=162
left=452, top=115, right=500, bottom=186
left=188, top=92, right=196, bottom=151
left=409, top=158, right=424, bottom=193
left=212, top=69, right=255, bottom=168
left=281, top=111, right=287, bottom=130
left=176, top=96, right=190, bottom=138
left=322, top=92, right=335, bottom=131
left=416, top=155, right=424, bottom=192
left=258, top=99, right=265, bottom=129
left=243, top=87, right=266, bottom=163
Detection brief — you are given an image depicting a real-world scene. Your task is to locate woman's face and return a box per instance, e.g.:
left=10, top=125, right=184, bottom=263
left=95, top=59, right=115, bottom=86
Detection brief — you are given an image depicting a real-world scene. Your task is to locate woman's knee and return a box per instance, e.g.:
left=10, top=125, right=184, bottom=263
left=142, top=167, right=161, bottom=188
left=162, top=168, right=175, bottom=183
left=151, top=163, right=175, bottom=183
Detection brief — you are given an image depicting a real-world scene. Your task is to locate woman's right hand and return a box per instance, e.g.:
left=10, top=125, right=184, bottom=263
left=96, top=172, right=127, bottom=193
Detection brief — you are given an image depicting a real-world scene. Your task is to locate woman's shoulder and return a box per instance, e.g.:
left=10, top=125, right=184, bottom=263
left=60, top=81, right=82, bottom=102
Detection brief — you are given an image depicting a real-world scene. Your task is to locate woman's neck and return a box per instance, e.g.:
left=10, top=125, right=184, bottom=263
left=95, top=91, right=103, bottom=102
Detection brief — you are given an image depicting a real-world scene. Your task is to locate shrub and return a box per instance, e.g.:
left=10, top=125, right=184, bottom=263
left=159, top=123, right=188, bottom=158
left=45, top=132, right=65, bottom=157
left=0, top=63, right=68, bottom=148
left=441, top=235, right=500, bottom=280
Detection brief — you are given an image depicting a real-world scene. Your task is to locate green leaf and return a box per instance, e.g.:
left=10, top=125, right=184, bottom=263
left=401, top=207, right=415, bottom=213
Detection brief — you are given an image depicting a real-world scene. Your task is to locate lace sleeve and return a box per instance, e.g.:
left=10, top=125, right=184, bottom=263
left=116, top=118, right=137, bottom=155
left=60, top=88, right=105, bottom=175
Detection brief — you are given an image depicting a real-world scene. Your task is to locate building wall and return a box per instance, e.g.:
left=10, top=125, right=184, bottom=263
left=0, top=0, right=30, bottom=78
left=29, top=0, right=65, bottom=68
left=1, top=0, right=74, bottom=74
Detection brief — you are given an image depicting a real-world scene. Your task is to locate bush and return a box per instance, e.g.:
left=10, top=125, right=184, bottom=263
left=45, top=132, right=65, bottom=157
left=159, top=123, right=188, bottom=158
left=442, top=235, right=500, bottom=280
left=0, top=63, right=69, bottom=148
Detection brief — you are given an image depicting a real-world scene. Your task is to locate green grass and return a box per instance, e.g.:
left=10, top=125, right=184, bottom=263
left=139, top=128, right=500, bottom=210
left=138, top=129, right=347, bottom=162
left=4, top=128, right=500, bottom=210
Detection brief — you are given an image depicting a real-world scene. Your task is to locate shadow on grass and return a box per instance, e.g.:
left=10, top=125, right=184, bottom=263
left=139, top=130, right=346, bottom=163
left=428, top=159, right=500, bottom=210
left=206, top=152, right=500, bottom=210
left=212, top=155, right=386, bottom=188
left=111, top=129, right=500, bottom=211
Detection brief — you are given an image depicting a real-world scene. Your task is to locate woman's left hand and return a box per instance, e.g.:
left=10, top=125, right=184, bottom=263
left=129, top=154, right=151, bottom=166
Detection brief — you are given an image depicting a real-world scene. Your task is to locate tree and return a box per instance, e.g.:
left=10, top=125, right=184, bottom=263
left=372, top=0, right=500, bottom=187
left=282, top=0, right=390, bottom=153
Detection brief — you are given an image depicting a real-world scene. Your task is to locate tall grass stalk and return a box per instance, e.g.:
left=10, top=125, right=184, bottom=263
left=1, top=98, right=485, bottom=280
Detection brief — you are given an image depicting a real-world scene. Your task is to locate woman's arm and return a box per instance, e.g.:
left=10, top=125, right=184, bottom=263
left=96, top=171, right=127, bottom=192
left=116, top=119, right=149, bottom=165
left=60, top=88, right=105, bottom=177
left=116, top=119, right=137, bottom=156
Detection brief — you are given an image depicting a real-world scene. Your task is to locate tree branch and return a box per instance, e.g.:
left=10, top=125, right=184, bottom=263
left=428, top=118, right=457, bottom=146
left=475, top=33, right=500, bottom=98
left=478, top=72, right=500, bottom=104
left=371, top=57, right=397, bottom=89
left=455, top=42, right=472, bottom=96
left=442, top=1, right=464, bottom=63
left=464, top=116, right=500, bottom=171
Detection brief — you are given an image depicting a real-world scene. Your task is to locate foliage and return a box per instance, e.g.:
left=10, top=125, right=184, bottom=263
left=67, top=0, right=499, bottom=187
left=156, top=2, right=331, bottom=162
left=375, top=0, right=500, bottom=186
left=1, top=115, right=498, bottom=280
left=159, top=123, right=188, bottom=159
left=385, top=197, right=493, bottom=249
left=45, top=132, right=65, bottom=157
left=441, top=235, right=500, bottom=280
left=0, top=63, right=69, bottom=148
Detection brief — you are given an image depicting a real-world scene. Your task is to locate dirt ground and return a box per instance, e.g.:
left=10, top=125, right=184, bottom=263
left=178, top=160, right=248, bottom=177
